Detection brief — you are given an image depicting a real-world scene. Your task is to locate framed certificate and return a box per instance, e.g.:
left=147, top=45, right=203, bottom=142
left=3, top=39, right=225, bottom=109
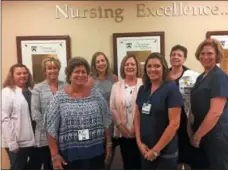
left=113, top=32, right=165, bottom=77
left=16, top=35, right=71, bottom=83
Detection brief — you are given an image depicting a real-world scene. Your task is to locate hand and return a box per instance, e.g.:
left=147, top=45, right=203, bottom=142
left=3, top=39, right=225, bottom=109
left=52, top=154, right=67, bottom=170
left=138, top=142, right=149, bottom=156
left=191, top=135, right=201, bottom=148
left=12, top=148, right=19, bottom=153
left=118, top=124, right=131, bottom=138
left=105, top=146, right=112, bottom=165
left=144, top=149, right=159, bottom=161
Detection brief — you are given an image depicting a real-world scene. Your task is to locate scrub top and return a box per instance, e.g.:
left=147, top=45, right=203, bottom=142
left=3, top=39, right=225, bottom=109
left=136, top=82, right=183, bottom=155
left=191, top=66, right=228, bottom=135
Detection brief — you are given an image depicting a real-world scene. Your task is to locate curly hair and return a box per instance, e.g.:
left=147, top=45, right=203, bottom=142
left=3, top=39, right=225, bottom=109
left=65, top=57, right=90, bottom=84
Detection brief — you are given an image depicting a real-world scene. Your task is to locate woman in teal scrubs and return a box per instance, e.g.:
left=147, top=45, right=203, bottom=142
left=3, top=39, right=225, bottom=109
left=189, top=38, right=228, bottom=169
left=134, top=53, right=183, bottom=169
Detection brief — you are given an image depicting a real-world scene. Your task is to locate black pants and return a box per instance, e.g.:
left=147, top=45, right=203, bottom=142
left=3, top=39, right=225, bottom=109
left=141, top=156, right=177, bottom=170
left=177, top=111, right=194, bottom=165
left=63, top=154, right=105, bottom=170
left=191, top=131, right=228, bottom=169
left=116, top=137, right=141, bottom=170
left=27, top=146, right=52, bottom=169
left=6, top=146, right=52, bottom=170
left=6, top=147, right=36, bottom=170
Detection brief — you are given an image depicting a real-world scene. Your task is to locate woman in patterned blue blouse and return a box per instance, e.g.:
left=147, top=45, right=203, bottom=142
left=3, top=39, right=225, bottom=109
left=44, top=57, right=112, bottom=170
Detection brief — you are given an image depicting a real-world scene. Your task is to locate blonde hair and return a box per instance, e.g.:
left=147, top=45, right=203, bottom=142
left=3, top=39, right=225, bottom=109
left=3, top=64, right=34, bottom=89
left=41, top=57, right=61, bottom=72
left=195, top=38, right=224, bottom=63
left=120, top=54, right=141, bottom=79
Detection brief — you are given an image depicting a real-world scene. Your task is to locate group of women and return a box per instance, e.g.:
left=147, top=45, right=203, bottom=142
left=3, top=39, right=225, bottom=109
left=2, top=38, right=228, bottom=170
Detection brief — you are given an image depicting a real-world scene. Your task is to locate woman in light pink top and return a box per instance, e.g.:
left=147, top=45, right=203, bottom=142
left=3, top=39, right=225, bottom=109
left=110, top=55, right=142, bottom=169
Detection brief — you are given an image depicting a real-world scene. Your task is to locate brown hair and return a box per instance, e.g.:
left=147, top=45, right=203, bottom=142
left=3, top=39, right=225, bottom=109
left=41, top=56, right=61, bottom=72
left=90, top=52, right=112, bottom=78
left=143, top=52, right=169, bottom=90
left=195, top=38, right=224, bottom=63
left=65, top=57, right=90, bottom=84
left=120, top=54, right=141, bottom=79
left=170, top=44, right=188, bottom=58
left=3, top=64, right=34, bottom=89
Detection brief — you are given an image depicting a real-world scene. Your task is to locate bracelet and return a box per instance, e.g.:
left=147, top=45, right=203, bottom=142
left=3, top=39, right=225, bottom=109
left=51, top=154, right=60, bottom=162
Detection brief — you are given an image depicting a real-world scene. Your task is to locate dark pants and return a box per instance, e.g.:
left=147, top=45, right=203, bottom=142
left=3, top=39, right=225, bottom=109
left=6, top=147, right=35, bottom=170
left=178, top=110, right=194, bottom=166
left=191, top=131, right=228, bottom=169
left=141, top=156, right=178, bottom=170
left=63, top=154, right=105, bottom=170
left=27, top=146, right=52, bottom=169
left=6, top=146, right=52, bottom=170
left=117, top=137, right=141, bottom=170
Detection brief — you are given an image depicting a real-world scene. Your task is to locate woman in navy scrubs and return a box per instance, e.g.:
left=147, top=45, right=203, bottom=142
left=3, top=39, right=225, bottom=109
left=168, top=45, right=199, bottom=169
left=134, top=52, right=183, bottom=169
left=189, top=38, right=228, bottom=169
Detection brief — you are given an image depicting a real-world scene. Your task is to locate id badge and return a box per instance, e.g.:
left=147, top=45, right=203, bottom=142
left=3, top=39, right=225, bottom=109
left=78, top=129, right=90, bottom=141
left=142, top=103, right=151, bottom=115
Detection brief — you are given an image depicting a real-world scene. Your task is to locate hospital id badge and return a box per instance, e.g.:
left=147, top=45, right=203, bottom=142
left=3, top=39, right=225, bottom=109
left=78, top=129, right=90, bottom=141
left=142, top=103, right=151, bottom=115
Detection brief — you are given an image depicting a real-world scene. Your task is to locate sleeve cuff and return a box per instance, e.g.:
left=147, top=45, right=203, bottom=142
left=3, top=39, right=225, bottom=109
left=9, top=141, right=19, bottom=151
